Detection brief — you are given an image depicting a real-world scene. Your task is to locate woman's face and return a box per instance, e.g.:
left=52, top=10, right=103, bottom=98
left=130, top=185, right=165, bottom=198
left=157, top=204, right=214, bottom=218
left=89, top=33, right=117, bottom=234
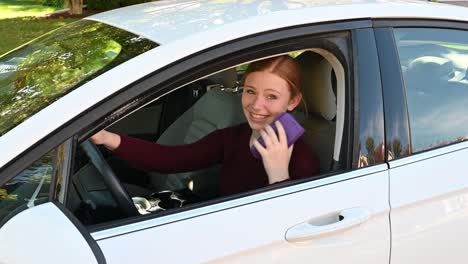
left=242, top=71, right=301, bottom=131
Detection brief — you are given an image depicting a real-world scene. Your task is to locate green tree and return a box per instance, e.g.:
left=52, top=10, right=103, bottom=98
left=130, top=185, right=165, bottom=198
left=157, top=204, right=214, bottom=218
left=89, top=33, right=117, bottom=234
left=366, top=137, right=376, bottom=164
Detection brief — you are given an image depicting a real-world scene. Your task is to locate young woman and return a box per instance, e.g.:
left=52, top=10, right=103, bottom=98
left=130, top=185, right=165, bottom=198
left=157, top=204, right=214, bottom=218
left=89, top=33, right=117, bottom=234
left=91, top=55, right=319, bottom=195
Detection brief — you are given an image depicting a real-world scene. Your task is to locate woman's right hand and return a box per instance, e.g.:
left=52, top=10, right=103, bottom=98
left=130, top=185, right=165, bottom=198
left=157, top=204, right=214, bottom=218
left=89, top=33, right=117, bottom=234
left=90, top=130, right=121, bottom=151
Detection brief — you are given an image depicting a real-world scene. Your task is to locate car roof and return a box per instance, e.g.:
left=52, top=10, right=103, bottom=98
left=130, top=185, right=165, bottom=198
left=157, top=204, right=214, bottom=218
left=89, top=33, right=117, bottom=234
left=87, top=0, right=468, bottom=44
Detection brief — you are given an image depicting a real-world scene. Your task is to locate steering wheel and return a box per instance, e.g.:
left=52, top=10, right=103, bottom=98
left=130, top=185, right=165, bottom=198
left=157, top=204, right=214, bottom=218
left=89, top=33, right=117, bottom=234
left=81, top=140, right=139, bottom=217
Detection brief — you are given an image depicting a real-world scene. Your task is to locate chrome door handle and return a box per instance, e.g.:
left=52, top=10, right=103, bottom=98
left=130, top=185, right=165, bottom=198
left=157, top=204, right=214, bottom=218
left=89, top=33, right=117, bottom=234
left=285, top=207, right=371, bottom=243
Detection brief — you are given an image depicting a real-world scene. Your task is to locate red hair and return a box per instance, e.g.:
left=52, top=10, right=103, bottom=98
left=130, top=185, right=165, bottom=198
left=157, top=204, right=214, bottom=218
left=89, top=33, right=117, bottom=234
left=244, top=55, right=303, bottom=99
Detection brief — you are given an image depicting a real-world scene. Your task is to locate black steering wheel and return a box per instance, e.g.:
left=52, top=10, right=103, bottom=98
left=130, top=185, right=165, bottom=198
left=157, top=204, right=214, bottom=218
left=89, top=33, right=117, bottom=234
left=81, top=140, right=139, bottom=217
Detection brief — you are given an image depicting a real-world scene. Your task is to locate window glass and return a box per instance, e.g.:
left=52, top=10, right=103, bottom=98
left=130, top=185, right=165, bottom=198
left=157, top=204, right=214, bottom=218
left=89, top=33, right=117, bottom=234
left=0, top=20, right=158, bottom=137
left=394, top=28, right=468, bottom=152
left=0, top=149, right=56, bottom=223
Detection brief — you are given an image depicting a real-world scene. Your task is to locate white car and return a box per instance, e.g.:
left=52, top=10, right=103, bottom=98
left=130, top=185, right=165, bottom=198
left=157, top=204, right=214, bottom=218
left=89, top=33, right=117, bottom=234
left=1, top=0, right=468, bottom=263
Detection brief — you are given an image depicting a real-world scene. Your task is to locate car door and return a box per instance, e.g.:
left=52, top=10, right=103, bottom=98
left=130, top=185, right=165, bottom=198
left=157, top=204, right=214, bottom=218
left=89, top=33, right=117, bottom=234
left=81, top=26, right=391, bottom=263
left=376, top=20, right=468, bottom=264
left=0, top=140, right=105, bottom=263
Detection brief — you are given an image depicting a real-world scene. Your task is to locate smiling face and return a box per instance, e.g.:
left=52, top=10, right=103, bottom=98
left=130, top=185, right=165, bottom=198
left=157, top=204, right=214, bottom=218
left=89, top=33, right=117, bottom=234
left=242, top=71, right=301, bottom=131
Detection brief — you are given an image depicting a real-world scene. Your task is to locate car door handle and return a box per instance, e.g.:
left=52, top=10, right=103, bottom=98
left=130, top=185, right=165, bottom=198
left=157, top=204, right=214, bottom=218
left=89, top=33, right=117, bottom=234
left=285, top=207, right=371, bottom=243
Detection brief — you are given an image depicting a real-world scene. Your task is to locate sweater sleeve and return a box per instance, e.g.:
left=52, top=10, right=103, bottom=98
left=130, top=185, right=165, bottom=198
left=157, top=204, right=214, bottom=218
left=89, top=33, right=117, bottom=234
left=289, top=138, right=320, bottom=180
left=111, top=129, right=225, bottom=173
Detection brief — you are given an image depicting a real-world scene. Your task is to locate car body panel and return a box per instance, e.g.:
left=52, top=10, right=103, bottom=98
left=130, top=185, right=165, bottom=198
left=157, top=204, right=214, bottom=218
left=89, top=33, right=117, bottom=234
left=89, top=0, right=468, bottom=45
left=0, top=202, right=101, bottom=263
left=389, top=143, right=468, bottom=264
left=96, top=166, right=390, bottom=263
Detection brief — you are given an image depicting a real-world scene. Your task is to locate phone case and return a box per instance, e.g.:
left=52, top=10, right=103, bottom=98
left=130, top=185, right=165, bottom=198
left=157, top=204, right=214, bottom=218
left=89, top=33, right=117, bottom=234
left=250, top=112, right=305, bottom=159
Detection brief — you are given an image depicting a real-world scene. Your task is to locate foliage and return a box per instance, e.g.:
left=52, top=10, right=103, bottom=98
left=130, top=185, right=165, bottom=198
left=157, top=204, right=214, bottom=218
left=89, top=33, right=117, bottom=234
left=0, top=20, right=157, bottom=136
left=0, top=0, right=63, bottom=19
left=85, top=0, right=152, bottom=10
left=86, top=0, right=120, bottom=11
left=0, top=17, right=78, bottom=56
left=120, top=0, right=153, bottom=6
left=0, top=188, right=17, bottom=200
left=41, top=0, right=64, bottom=7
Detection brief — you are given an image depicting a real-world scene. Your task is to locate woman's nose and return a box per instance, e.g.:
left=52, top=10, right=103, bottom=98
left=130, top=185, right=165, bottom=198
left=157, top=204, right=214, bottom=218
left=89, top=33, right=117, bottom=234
left=251, top=95, right=264, bottom=110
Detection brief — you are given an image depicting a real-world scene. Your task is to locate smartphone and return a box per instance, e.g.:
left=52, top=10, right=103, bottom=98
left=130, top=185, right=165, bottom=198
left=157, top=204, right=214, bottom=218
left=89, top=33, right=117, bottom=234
left=250, top=112, right=305, bottom=159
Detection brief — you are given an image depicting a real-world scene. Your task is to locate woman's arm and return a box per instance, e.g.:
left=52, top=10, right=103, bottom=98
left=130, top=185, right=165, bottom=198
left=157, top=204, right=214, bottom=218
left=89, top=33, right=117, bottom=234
left=90, top=129, right=225, bottom=173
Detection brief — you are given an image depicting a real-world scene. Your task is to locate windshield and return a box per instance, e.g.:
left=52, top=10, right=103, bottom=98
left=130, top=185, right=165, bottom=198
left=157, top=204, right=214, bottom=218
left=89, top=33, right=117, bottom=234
left=0, top=20, right=158, bottom=136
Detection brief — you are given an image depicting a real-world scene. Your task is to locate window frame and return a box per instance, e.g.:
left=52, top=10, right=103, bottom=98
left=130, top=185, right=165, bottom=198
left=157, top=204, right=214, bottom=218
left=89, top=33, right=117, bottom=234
left=83, top=28, right=362, bottom=231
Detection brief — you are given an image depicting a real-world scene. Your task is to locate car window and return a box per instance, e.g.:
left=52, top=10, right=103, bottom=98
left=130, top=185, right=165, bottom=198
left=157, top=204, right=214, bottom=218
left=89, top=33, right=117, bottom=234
left=0, top=149, right=56, bottom=224
left=0, top=20, right=158, bottom=137
left=69, top=47, right=352, bottom=226
left=394, top=28, right=468, bottom=153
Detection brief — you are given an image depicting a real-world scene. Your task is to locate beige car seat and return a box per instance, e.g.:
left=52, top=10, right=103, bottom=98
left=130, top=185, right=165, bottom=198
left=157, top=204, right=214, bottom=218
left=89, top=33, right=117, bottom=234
left=296, top=51, right=337, bottom=173
left=149, top=68, right=246, bottom=197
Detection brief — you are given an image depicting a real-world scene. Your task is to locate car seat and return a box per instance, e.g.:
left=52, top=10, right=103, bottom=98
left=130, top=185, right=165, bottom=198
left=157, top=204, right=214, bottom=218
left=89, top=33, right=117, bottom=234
left=149, top=68, right=246, bottom=197
left=295, top=51, right=337, bottom=173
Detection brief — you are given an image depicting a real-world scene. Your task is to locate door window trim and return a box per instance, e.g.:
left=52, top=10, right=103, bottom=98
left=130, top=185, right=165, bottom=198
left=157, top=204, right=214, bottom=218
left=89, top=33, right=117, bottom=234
left=374, top=27, right=412, bottom=161
left=373, top=19, right=468, bottom=31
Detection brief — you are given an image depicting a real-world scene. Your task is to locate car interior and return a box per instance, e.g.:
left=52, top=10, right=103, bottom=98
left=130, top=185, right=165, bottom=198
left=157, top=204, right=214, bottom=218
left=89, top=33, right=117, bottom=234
left=67, top=49, right=347, bottom=226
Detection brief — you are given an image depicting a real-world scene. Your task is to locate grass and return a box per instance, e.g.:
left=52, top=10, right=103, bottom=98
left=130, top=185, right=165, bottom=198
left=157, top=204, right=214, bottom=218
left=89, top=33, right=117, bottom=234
left=0, top=0, right=64, bottom=19
left=0, top=17, right=79, bottom=55
left=0, top=0, right=80, bottom=56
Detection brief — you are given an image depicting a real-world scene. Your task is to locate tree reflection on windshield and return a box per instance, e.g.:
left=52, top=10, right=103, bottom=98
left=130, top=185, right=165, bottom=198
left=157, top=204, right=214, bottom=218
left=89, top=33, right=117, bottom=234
left=0, top=20, right=158, bottom=137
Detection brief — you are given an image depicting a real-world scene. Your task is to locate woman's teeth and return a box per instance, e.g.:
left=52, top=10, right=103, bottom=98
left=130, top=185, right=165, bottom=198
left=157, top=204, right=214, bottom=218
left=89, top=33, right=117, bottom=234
left=251, top=113, right=267, bottom=119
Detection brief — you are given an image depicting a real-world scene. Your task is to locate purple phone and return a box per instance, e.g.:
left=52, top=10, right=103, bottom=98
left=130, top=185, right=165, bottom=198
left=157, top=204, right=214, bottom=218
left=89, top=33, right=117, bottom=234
left=250, top=112, right=304, bottom=159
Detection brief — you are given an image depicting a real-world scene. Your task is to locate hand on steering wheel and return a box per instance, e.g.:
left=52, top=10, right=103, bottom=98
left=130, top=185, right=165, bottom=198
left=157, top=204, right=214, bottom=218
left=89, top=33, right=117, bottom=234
left=81, top=140, right=139, bottom=217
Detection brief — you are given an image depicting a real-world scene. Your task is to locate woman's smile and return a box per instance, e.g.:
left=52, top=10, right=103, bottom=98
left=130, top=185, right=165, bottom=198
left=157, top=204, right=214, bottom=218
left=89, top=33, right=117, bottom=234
left=249, top=112, right=269, bottom=121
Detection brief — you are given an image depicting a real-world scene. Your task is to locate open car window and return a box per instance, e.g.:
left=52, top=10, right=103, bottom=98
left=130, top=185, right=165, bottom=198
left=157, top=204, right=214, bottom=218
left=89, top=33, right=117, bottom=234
left=68, top=48, right=349, bottom=226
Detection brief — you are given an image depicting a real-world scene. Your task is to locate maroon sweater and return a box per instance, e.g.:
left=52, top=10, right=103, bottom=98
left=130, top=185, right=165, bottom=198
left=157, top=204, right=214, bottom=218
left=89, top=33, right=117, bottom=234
left=113, top=123, right=319, bottom=195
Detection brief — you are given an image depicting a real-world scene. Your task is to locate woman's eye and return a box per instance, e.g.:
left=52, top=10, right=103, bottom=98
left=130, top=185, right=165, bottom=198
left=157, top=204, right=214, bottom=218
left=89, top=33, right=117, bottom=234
left=267, top=94, right=277, bottom=100
left=245, top=89, right=255, bottom=95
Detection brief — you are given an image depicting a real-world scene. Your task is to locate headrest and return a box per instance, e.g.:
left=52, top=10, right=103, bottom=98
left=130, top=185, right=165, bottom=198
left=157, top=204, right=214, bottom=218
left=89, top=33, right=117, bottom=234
left=296, top=51, right=337, bottom=121
left=408, top=56, right=455, bottom=82
left=208, top=68, right=238, bottom=88
left=194, top=89, right=244, bottom=124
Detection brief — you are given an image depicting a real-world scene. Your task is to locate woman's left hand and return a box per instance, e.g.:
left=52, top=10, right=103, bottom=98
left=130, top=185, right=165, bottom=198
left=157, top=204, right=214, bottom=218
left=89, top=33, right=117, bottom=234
left=253, top=121, right=293, bottom=184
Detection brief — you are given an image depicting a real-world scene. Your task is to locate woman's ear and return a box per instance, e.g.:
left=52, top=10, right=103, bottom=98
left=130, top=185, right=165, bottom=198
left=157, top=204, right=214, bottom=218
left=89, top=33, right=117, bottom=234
left=287, top=94, right=302, bottom=111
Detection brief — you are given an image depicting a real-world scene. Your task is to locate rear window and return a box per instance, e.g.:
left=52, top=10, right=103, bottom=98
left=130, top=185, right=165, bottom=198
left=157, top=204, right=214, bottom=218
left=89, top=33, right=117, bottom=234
left=394, top=27, right=468, bottom=152
left=0, top=20, right=158, bottom=136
